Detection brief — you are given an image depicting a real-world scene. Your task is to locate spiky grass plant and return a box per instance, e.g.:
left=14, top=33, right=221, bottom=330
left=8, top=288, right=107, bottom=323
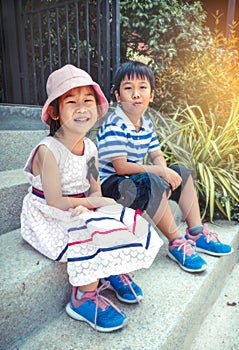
left=149, top=103, right=239, bottom=221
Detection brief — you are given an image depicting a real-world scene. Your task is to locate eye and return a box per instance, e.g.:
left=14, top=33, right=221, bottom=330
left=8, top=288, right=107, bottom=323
left=66, top=100, right=76, bottom=104
left=85, top=98, right=95, bottom=103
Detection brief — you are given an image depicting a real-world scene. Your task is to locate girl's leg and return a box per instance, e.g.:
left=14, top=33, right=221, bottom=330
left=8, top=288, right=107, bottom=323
left=66, top=279, right=127, bottom=332
left=78, top=280, right=99, bottom=293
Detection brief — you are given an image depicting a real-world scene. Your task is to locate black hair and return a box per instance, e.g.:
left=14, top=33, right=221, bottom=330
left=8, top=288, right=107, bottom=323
left=49, top=97, right=61, bottom=136
left=113, top=61, right=155, bottom=96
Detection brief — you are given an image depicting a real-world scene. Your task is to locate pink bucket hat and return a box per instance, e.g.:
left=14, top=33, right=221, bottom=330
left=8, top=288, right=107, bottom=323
left=41, top=64, right=109, bottom=125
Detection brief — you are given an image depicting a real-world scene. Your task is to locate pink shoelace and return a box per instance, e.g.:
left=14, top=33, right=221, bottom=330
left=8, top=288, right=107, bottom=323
left=79, top=281, right=123, bottom=330
left=116, top=274, right=141, bottom=303
left=202, top=224, right=219, bottom=243
left=172, top=239, right=196, bottom=265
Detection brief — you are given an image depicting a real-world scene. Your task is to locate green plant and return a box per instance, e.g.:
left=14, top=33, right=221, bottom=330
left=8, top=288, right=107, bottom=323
left=120, top=0, right=210, bottom=69
left=152, top=12, right=239, bottom=124
left=148, top=103, right=239, bottom=222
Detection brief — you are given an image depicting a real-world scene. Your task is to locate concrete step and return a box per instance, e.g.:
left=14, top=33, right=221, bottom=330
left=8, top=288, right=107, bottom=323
left=0, top=229, right=71, bottom=350
left=3, top=221, right=238, bottom=350
left=191, top=258, right=239, bottom=350
left=0, top=104, right=46, bottom=130
left=0, top=130, right=48, bottom=171
left=0, top=169, right=29, bottom=234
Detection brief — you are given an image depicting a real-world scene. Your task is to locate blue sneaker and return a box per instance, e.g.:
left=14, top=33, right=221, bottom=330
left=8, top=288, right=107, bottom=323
left=102, top=274, right=143, bottom=304
left=186, top=224, right=234, bottom=256
left=65, top=283, right=127, bottom=332
left=168, top=238, right=207, bottom=273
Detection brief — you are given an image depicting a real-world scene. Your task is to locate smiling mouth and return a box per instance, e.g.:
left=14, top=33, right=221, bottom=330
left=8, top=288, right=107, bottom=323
left=73, top=117, right=90, bottom=122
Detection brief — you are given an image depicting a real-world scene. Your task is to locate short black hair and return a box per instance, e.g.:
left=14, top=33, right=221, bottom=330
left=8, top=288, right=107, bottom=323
left=113, top=61, right=155, bottom=95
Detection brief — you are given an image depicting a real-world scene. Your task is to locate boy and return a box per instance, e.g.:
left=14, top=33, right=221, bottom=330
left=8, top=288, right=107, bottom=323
left=97, top=61, right=233, bottom=273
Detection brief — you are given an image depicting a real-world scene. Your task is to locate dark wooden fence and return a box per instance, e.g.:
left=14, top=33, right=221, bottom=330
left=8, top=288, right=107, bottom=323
left=0, top=0, right=120, bottom=105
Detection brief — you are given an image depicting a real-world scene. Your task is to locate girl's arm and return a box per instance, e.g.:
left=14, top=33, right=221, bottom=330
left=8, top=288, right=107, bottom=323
left=33, top=145, right=115, bottom=211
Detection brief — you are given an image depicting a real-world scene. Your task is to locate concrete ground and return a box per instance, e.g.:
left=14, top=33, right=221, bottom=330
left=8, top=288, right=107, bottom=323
left=192, top=260, right=239, bottom=350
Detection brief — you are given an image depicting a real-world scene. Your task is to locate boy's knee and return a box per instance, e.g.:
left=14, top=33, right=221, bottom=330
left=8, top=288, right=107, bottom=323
left=118, top=178, right=138, bottom=207
left=169, top=165, right=193, bottom=183
left=145, top=172, right=170, bottom=193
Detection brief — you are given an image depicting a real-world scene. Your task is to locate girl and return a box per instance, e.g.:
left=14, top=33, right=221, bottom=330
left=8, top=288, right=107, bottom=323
left=21, top=64, right=163, bottom=333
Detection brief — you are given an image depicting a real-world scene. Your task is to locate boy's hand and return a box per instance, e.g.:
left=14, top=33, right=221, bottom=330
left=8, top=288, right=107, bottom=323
left=161, top=168, right=182, bottom=191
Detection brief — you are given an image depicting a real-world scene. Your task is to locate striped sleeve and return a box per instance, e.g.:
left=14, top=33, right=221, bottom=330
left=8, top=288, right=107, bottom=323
left=143, top=117, right=161, bottom=153
left=97, top=121, right=128, bottom=160
left=148, top=129, right=161, bottom=152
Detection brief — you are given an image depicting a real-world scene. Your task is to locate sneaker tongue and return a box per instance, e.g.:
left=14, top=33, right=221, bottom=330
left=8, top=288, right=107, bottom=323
left=82, top=291, right=109, bottom=311
left=172, top=238, right=185, bottom=245
left=171, top=238, right=195, bottom=256
left=82, top=291, right=96, bottom=299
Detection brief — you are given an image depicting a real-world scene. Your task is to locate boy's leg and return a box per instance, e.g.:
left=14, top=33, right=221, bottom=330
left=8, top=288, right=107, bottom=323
left=102, top=172, right=207, bottom=272
left=101, top=172, right=169, bottom=216
left=170, top=166, right=233, bottom=256
left=151, top=190, right=207, bottom=272
left=170, top=167, right=202, bottom=227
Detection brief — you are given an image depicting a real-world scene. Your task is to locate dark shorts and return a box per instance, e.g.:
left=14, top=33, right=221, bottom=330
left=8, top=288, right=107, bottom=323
left=101, top=165, right=192, bottom=218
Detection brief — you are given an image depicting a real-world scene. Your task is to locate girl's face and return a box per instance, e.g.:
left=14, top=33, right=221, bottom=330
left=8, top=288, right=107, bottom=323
left=114, top=75, right=154, bottom=119
left=57, top=86, right=98, bottom=134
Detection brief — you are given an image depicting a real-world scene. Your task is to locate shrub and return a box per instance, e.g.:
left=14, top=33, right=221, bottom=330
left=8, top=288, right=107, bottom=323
left=120, top=2, right=239, bottom=221
left=148, top=103, right=239, bottom=222
left=120, top=0, right=211, bottom=69
left=152, top=13, right=239, bottom=126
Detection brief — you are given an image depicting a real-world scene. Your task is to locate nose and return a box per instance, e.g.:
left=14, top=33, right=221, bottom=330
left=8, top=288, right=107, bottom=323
left=76, top=104, right=87, bottom=113
left=132, top=88, right=140, bottom=99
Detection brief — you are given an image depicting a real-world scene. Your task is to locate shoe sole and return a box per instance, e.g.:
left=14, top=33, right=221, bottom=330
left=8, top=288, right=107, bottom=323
left=167, top=252, right=208, bottom=273
left=101, top=279, right=144, bottom=304
left=65, top=303, right=126, bottom=332
left=196, top=247, right=234, bottom=256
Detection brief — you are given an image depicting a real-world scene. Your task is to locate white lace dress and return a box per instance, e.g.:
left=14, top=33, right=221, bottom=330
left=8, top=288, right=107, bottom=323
left=21, top=136, right=163, bottom=286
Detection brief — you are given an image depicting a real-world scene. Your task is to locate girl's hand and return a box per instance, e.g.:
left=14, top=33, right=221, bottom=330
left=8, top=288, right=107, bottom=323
left=69, top=205, right=91, bottom=217
left=161, top=168, right=182, bottom=191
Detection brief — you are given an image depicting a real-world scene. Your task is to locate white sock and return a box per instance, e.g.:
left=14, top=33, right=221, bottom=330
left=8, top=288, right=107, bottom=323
left=76, top=288, right=84, bottom=300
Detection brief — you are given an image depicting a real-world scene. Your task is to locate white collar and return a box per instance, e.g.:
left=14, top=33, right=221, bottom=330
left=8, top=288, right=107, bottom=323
left=115, top=105, right=149, bottom=131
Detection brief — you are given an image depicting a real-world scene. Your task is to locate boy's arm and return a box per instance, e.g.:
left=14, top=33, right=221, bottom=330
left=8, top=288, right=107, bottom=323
left=112, top=151, right=167, bottom=177
left=112, top=149, right=182, bottom=191
left=149, top=149, right=167, bottom=167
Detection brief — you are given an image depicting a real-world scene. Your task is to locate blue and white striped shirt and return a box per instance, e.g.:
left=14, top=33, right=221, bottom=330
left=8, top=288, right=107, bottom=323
left=97, top=106, right=161, bottom=183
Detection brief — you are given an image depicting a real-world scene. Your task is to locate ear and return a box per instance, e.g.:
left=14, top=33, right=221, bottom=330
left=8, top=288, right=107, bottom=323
left=150, top=90, right=155, bottom=103
left=47, top=106, right=59, bottom=120
left=114, top=90, right=120, bottom=103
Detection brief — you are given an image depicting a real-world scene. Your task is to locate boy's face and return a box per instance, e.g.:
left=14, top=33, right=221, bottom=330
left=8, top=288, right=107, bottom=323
left=115, top=75, right=154, bottom=119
